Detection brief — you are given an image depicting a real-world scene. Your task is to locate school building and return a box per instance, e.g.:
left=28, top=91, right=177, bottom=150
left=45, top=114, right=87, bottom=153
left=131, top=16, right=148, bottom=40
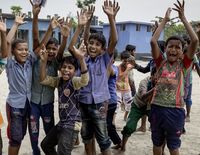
left=1, top=12, right=164, bottom=59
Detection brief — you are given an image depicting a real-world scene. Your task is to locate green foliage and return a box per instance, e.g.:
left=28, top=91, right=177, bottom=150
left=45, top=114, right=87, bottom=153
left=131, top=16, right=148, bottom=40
left=76, top=0, right=96, bottom=9
left=10, top=5, right=22, bottom=15
left=164, top=23, right=186, bottom=40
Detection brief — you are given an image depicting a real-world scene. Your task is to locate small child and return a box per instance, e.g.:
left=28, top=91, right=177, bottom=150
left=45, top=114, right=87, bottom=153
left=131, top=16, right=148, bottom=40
left=0, top=16, right=7, bottom=155
left=149, top=1, right=198, bottom=154
left=40, top=42, right=89, bottom=155
left=116, top=51, right=135, bottom=121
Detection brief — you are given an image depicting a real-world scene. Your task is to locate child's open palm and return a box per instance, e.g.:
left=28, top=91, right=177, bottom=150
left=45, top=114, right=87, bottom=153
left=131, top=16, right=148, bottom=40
left=60, top=17, right=72, bottom=37
left=29, top=0, right=41, bottom=16
left=73, top=41, right=87, bottom=60
left=102, top=0, right=114, bottom=16
left=15, top=13, right=27, bottom=25
left=0, top=17, right=6, bottom=32
left=77, top=9, right=89, bottom=26
left=85, top=5, right=95, bottom=21
left=39, top=45, right=48, bottom=62
left=173, top=0, right=185, bottom=20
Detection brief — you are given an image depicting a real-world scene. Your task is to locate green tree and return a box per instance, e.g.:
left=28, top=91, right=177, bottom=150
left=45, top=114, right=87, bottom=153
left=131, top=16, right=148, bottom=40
left=76, top=0, right=96, bottom=9
left=164, top=23, right=186, bottom=40
left=10, top=5, right=22, bottom=15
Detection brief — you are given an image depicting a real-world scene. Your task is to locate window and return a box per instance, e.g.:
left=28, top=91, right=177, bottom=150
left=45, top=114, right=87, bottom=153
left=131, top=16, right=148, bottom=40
left=147, top=25, right=151, bottom=32
left=136, top=24, right=141, bottom=31
left=120, top=24, right=126, bottom=31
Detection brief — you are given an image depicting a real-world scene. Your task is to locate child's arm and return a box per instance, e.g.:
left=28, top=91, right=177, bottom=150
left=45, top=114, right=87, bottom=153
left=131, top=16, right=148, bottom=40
left=102, top=0, right=119, bottom=55
left=72, top=41, right=89, bottom=90
left=150, top=8, right=171, bottom=60
left=83, top=5, right=95, bottom=47
left=173, top=0, right=199, bottom=60
left=30, top=0, right=41, bottom=50
left=39, top=45, right=58, bottom=87
left=39, top=45, right=48, bottom=82
left=56, top=17, right=73, bottom=61
left=68, top=10, right=89, bottom=57
left=0, top=18, right=7, bottom=58
left=6, top=13, right=27, bottom=56
left=34, top=16, right=62, bottom=55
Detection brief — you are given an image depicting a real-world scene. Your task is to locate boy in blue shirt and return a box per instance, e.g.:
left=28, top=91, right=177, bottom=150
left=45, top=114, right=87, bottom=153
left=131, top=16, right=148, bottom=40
left=68, top=1, right=119, bottom=154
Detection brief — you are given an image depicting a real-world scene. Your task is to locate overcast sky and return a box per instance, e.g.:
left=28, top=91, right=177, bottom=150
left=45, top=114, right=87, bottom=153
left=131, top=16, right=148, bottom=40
left=0, top=0, right=199, bottom=23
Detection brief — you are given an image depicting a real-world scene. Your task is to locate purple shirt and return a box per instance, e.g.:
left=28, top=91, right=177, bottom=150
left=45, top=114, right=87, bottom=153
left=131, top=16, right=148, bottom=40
left=79, top=52, right=111, bottom=104
left=6, top=52, right=37, bottom=108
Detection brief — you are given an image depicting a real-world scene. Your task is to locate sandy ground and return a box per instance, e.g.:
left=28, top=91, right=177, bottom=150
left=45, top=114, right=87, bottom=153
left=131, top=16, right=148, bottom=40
left=0, top=60, right=200, bottom=155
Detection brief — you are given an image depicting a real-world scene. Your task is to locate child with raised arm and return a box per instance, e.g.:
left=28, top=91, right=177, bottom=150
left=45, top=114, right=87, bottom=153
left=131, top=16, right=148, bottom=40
left=40, top=42, right=89, bottom=155
left=5, top=14, right=37, bottom=155
left=149, top=1, right=198, bottom=155
left=121, top=68, right=156, bottom=152
left=68, top=1, right=118, bottom=154
left=28, top=1, right=73, bottom=155
left=116, top=51, right=135, bottom=121
left=0, top=16, right=7, bottom=155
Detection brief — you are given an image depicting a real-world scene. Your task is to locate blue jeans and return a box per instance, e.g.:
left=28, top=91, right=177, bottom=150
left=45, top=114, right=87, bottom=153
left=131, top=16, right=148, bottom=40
left=107, top=103, right=121, bottom=145
left=41, top=125, right=78, bottom=155
left=80, top=102, right=111, bottom=152
left=6, top=100, right=30, bottom=147
left=29, top=102, right=54, bottom=155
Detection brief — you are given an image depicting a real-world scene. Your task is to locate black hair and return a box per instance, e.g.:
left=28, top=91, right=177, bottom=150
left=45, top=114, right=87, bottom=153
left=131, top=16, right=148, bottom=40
left=46, top=37, right=59, bottom=47
left=120, top=50, right=131, bottom=60
left=89, top=33, right=106, bottom=49
left=182, top=34, right=191, bottom=45
left=59, top=56, right=78, bottom=70
left=113, top=49, right=118, bottom=60
left=165, top=35, right=185, bottom=49
left=157, top=40, right=165, bottom=53
left=151, top=67, right=157, bottom=77
left=11, top=39, right=27, bottom=51
left=125, top=44, right=136, bottom=51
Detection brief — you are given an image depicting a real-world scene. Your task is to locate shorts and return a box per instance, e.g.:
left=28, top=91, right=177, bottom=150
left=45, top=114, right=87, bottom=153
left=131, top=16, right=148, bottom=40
left=116, top=91, right=132, bottom=112
left=149, top=105, right=185, bottom=150
left=79, top=101, right=111, bottom=152
left=6, top=101, right=30, bottom=147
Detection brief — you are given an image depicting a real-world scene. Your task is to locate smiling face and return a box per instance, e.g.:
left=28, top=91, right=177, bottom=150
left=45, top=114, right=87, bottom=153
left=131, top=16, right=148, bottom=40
left=46, top=43, right=58, bottom=61
left=166, top=39, right=183, bottom=64
left=88, top=38, right=104, bottom=58
left=12, top=42, right=29, bottom=64
left=60, top=62, right=76, bottom=81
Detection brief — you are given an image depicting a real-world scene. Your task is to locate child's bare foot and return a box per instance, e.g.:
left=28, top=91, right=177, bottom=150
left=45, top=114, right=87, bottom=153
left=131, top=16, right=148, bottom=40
left=136, top=126, right=146, bottom=132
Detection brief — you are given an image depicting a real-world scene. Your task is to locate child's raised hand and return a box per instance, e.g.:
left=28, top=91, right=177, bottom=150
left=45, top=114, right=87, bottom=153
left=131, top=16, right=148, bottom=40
left=29, top=0, right=41, bottom=16
left=72, top=41, right=87, bottom=60
left=164, top=7, right=172, bottom=22
left=151, top=21, right=158, bottom=34
left=50, top=16, right=62, bottom=29
left=0, top=16, right=7, bottom=32
left=39, top=44, right=48, bottom=62
left=85, top=5, right=95, bottom=21
left=77, top=9, right=88, bottom=26
left=60, top=17, right=72, bottom=37
left=15, top=13, right=27, bottom=25
left=102, top=0, right=114, bottom=17
left=173, top=0, right=185, bottom=20
left=113, top=0, right=120, bottom=19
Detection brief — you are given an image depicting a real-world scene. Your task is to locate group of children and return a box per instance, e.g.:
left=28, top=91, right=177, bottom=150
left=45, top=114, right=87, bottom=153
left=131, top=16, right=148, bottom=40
left=0, top=0, right=200, bottom=155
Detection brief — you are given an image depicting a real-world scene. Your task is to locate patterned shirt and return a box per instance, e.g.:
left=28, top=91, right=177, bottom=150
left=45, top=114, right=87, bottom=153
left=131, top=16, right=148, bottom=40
left=40, top=73, right=89, bottom=130
left=151, top=54, right=192, bottom=108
